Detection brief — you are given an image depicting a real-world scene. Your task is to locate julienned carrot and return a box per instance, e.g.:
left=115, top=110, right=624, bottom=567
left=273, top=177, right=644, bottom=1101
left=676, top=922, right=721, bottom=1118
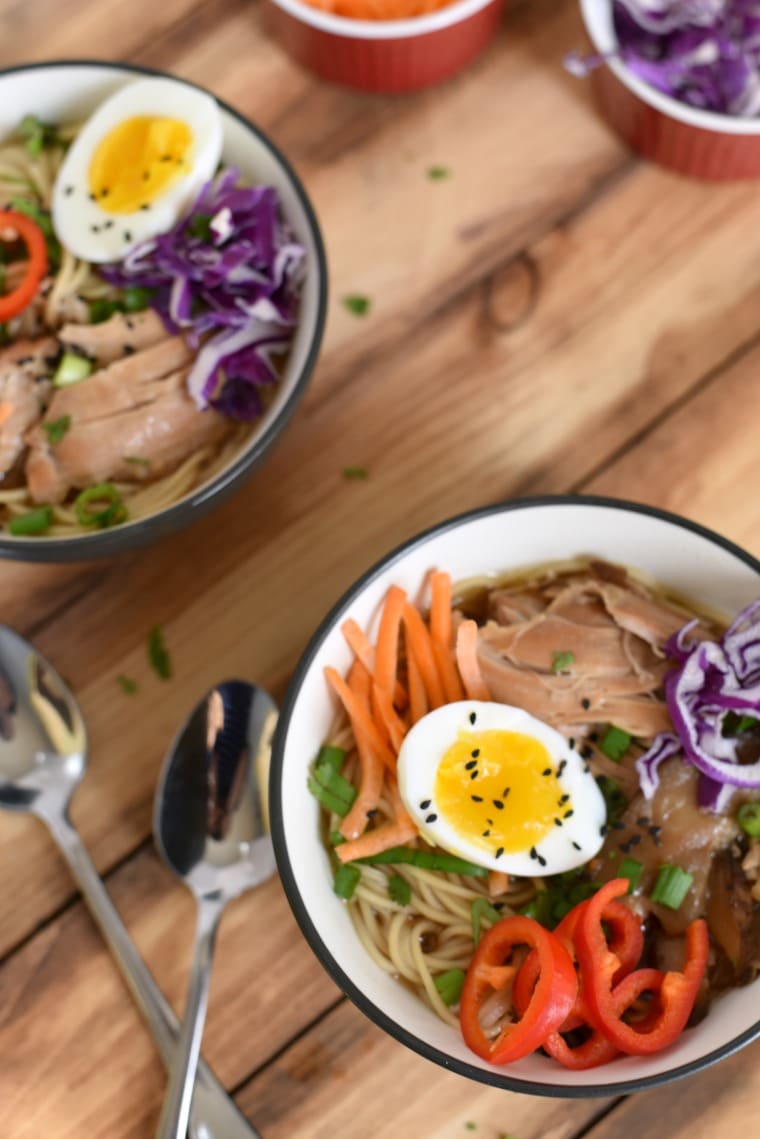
left=407, top=646, right=428, bottom=725
left=386, top=772, right=415, bottom=829
left=456, top=619, right=490, bottom=701
left=336, top=815, right=419, bottom=863
left=403, top=603, right=445, bottom=709
left=432, top=639, right=464, bottom=704
left=430, top=571, right=453, bottom=649
left=372, top=681, right=406, bottom=753
left=342, top=617, right=407, bottom=710
left=488, top=870, right=510, bottom=898
left=374, top=585, right=407, bottom=698
left=348, top=656, right=371, bottom=702
left=325, top=667, right=396, bottom=772
left=339, top=659, right=387, bottom=840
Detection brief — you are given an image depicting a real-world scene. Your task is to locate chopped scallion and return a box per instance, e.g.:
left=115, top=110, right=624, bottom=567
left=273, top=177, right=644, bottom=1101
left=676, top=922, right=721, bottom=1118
left=307, top=776, right=349, bottom=817
left=343, top=294, right=371, bottom=317
left=551, top=651, right=574, bottom=674
left=19, top=114, right=60, bottom=158
left=329, top=830, right=346, bottom=847
left=355, top=846, right=488, bottom=877
left=313, top=760, right=356, bottom=809
left=427, top=165, right=452, bottom=181
left=599, top=726, right=632, bottom=762
left=53, top=352, right=92, bottom=388
left=8, top=505, right=53, bottom=536
left=434, top=968, right=466, bottom=1007
left=342, top=466, right=369, bottom=481
left=117, top=675, right=138, bottom=695
left=333, top=862, right=361, bottom=900
left=470, top=896, right=501, bottom=945
left=737, top=802, right=760, bottom=838
left=147, top=625, right=171, bottom=680
left=74, top=482, right=126, bottom=529
left=315, top=744, right=346, bottom=773
left=388, top=873, right=411, bottom=906
left=122, top=286, right=152, bottom=312
left=618, top=857, right=643, bottom=893
left=650, top=865, right=693, bottom=910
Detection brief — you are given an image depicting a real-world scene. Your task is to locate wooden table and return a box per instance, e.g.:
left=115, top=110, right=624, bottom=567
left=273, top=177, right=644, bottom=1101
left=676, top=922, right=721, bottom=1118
left=1, top=0, right=759, bottom=1135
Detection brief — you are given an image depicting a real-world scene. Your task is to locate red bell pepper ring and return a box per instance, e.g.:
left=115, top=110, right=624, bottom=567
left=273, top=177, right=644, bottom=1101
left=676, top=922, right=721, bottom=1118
left=575, top=878, right=709, bottom=1055
left=460, top=915, right=578, bottom=1065
left=0, top=210, right=48, bottom=321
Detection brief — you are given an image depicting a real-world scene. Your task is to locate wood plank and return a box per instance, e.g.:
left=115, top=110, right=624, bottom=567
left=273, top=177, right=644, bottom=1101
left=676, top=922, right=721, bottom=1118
left=238, top=999, right=610, bottom=1139
left=0, top=846, right=339, bottom=1138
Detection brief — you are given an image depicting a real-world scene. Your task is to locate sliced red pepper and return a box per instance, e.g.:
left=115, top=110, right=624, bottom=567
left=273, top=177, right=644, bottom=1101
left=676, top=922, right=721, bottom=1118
left=0, top=209, right=48, bottom=321
left=460, top=915, right=577, bottom=1065
left=576, top=878, right=709, bottom=1055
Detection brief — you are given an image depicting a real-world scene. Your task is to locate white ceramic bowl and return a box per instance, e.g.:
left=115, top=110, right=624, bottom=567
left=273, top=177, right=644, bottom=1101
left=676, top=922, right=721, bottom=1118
left=0, top=61, right=327, bottom=562
left=271, top=496, right=760, bottom=1096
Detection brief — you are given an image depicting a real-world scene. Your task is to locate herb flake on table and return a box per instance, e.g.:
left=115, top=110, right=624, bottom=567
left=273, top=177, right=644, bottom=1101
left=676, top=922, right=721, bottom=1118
left=342, top=466, right=369, bottom=480
left=427, top=165, right=452, bottom=180
left=117, top=675, right=138, bottom=695
left=148, top=625, right=171, bottom=680
left=343, top=294, right=371, bottom=317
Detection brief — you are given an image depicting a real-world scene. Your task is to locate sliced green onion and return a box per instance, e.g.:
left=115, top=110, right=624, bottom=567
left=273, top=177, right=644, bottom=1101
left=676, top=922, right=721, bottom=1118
left=388, top=873, right=411, bottom=906
left=551, top=651, right=574, bottom=674
left=89, top=298, right=122, bottom=324
left=313, top=760, right=356, bottom=809
left=343, top=294, right=371, bottom=317
left=737, top=802, right=760, bottom=838
left=8, top=505, right=53, bottom=536
left=599, top=726, right=632, bottom=762
left=122, top=286, right=153, bottom=312
left=333, top=862, right=361, bottom=900
left=434, top=968, right=466, bottom=1007
left=315, top=744, right=346, bottom=773
left=427, top=165, right=452, bottom=181
left=74, top=483, right=127, bottom=529
left=342, top=466, right=369, bottom=481
left=42, top=415, right=71, bottom=444
left=19, top=114, right=59, bottom=158
left=355, top=845, right=488, bottom=877
left=147, top=625, right=171, bottom=681
left=650, top=865, right=693, bottom=910
left=329, top=830, right=346, bottom=847
left=521, top=890, right=555, bottom=928
left=596, top=775, right=627, bottom=821
left=307, top=776, right=349, bottom=817
left=618, top=857, right=643, bottom=893
left=53, top=352, right=92, bottom=388
left=470, top=896, right=501, bottom=945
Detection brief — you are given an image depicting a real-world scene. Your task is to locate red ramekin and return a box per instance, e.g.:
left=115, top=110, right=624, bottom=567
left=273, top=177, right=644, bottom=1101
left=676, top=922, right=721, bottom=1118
left=580, top=0, right=760, bottom=181
left=264, top=0, right=505, bottom=94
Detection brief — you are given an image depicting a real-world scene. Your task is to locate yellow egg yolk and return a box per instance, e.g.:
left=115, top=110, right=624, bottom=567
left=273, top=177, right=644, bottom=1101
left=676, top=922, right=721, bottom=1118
left=433, top=730, right=571, bottom=858
left=88, top=116, right=193, bottom=214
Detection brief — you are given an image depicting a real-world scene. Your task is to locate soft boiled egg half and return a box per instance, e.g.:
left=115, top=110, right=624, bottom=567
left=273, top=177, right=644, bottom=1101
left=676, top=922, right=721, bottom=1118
left=52, top=77, right=223, bottom=263
left=398, top=702, right=607, bottom=877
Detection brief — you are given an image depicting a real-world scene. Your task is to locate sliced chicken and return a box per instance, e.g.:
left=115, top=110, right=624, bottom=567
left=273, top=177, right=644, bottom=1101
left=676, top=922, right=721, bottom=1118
left=26, top=371, right=229, bottom=504
left=58, top=309, right=167, bottom=365
left=40, top=336, right=193, bottom=425
left=0, top=337, right=58, bottom=477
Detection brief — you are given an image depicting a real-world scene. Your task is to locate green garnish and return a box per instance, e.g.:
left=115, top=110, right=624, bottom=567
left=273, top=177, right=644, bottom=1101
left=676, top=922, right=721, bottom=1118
left=74, top=483, right=127, bottom=529
left=8, top=505, right=53, bottom=536
left=148, top=625, right=172, bottom=680
left=333, top=862, right=361, bottom=900
left=122, top=286, right=152, bottom=312
left=117, top=675, right=138, bottom=695
left=308, top=776, right=350, bottom=818
left=355, top=846, right=488, bottom=877
left=434, top=968, right=466, bottom=1007
left=316, top=744, right=346, bottom=772
left=329, top=830, right=346, bottom=847
left=650, top=865, right=693, bottom=910
left=342, top=466, right=369, bottom=480
left=19, top=114, right=60, bottom=158
left=737, top=802, right=760, bottom=838
left=308, top=746, right=355, bottom=816
left=53, top=352, right=92, bottom=388
left=470, top=896, right=500, bottom=945
left=596, top=774, right=627, bottom=822
left=618, top=857, right=643, bottom=893
left=599, top=726, right=632, bottom=762
left=427, top=165, right=452, bottom=181
left=551, top=651, right=574, bottom=674
left=187, top=213, right=214, bottom=241
left=521, top=872, right=599, bottom=929
left=89, top=298, right=122, bottom=324
left=343, top=294, right=371, bottom=317
left=42, top=415, right=71, bottom=445
left=8, top=196, right=61, bottom=269
left=388, top=873, right=411, bottom=906
left=722, top=712, right=758, bottom=736
left=464, top=1125, right=477, bottom=1133
left=313, top=760, right=357, bottom=809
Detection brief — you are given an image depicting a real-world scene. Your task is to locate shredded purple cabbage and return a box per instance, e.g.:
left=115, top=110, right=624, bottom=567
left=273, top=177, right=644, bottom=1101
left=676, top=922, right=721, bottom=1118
left=636, top=597, right=760, bottom=804
left=568, top=1, right=760, bottom=117
left=102, top=167, right=306, bottom=419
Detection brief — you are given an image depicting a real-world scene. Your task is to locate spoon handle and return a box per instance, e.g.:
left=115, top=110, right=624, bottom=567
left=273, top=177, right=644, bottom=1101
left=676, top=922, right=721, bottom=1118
left=42, top=810, right=261, bottom=1139
left=156, top=897, right=222, bottom=1139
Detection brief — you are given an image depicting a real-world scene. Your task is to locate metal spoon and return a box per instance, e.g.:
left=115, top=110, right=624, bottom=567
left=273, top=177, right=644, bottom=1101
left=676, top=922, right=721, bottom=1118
left=0, top=626, right=274, bottom=1139
left=154, top=680, right=277, bottom=1139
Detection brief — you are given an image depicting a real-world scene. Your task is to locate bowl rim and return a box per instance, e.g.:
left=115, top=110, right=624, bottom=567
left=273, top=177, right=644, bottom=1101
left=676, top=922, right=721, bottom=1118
left=0, top=58, right=328, bottom=562
left=580, top=0, right=760, bottom=137
left=267, top=0, right=500, bottom=42
left=270, top=493, right=760, bottom=1098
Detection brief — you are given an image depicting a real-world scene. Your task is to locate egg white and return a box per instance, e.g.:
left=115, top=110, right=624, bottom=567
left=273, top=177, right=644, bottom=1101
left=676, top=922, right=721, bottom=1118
left=397, top=701, right=607, bottom=877
left=52, top=77, right=223, bottom=263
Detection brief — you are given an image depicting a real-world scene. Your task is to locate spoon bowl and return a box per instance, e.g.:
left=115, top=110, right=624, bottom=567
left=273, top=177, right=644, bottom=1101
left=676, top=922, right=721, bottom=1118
left=153, top=679, right=277, bottom=1139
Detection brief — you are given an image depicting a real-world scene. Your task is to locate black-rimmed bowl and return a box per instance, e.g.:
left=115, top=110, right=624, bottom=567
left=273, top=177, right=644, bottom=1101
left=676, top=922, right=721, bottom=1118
left=271, top=495, right=760, bottom=1097
left=0, top=61, right=327, bottom=562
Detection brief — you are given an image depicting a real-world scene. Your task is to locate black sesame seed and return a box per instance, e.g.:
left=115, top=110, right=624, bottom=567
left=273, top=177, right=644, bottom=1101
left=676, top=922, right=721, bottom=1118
left=88, top=192, right=95, bottom=201
left=104, top=220, right=114, bottom=229
left=558, top=760, right=567, bottom=775
left=486, top=818, right=494, bottom=826
left=420, top=799, right=431, bottom=810
left=542, top=768, right=552, bottom=777
left=123, top=345, right=135, bottom=356
left=581, top=698, right=591, bottom=710
left=629, top=834, right=642, bottom=846
left=425, top=813, right=438, bottom=824
left=502, top=788, right=510, bottom=799
left=564, top=809, right=574, bottom=818
left=537, top=854, right=547, bottom=867
left=471, top=748, right=480, bottom=758
left=90, top=224, right=101, bottom=233
left=648, top=825, right=662, bottom=838
left=465, top=760, right=477, bottom=771
left=492, top=799, right=504, bottom=810
left=123, top=230, right=132, bottom=242
left=636, top=816, right=651, bottom=827
left=139, top=203, right=150, bottom=211
left=600, top=823, right=609, bottom=837
left=64, top=185, right=74, bottom=196
left=470, top=770, right=479, bottom=780
left=471, top=795, right=483, bottom=803
left=469, top=712, right=477, bottom=724
left=581, top=745, right=593, bottom=760
left=161, top=154, right=172, bottom=162
left=568, top=737, right=575, bottom=749
left=143, top=171, right=150, bottom=180
left=559, top=794, right=570, bottom=806
left=572, top=840, right=581, bottom=851
left=612, top=820, right=626, bottom=831
left=583, top=764, right=591, bottom=774
left=366, top=809, right=378, bottom=819
left=554, top=818, right=563, bottom=827
left=589, top=732, right=598, bottom=742
left=482, top=830, right=491, bottom=837
left=529, top=847, right=538, bottom=860
left=619, top=839, right=633, bottom=853
left=495, top=847, right=504, bottom=859
left=100, top=187, right=109, bottom=198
